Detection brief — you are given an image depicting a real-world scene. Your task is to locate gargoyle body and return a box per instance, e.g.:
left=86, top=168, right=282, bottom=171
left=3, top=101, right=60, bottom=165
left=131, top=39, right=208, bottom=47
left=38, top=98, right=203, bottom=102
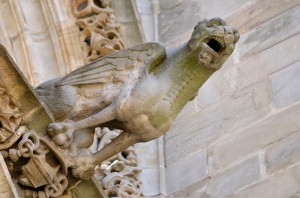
left=36, top=18, right=239, bottom=180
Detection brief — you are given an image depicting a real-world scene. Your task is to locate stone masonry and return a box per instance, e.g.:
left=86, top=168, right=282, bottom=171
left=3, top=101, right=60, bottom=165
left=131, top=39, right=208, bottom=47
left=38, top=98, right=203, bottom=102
left=138, top=0, right=300, bottom=197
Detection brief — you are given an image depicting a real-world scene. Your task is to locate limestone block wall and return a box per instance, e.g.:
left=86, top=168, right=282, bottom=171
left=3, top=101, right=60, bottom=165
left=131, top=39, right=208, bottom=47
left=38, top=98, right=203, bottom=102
left=140, top=0, right=300, bottom=197
left=136, top=0, right=300, bottom=197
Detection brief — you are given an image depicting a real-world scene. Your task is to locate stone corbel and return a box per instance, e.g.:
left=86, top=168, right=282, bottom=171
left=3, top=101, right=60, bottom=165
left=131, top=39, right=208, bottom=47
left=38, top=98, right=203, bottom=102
left=0, top=45, right=105, bottom=198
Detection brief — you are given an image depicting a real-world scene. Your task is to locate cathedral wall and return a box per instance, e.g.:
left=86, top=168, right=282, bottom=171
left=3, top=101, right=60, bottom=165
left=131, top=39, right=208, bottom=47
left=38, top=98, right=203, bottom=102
left=138, top=0, right=300, bottom=197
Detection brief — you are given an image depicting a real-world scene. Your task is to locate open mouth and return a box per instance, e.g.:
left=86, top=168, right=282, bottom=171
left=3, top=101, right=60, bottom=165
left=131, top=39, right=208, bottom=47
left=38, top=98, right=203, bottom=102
left=207, top=37, right=224, bottom=53
left=198, top=36, right=226, bottom=65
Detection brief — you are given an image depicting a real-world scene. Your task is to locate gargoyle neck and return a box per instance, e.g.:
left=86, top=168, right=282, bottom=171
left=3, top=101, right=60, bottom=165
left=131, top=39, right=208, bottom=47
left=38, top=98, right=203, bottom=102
left=160, top=44, right=215, bottom=119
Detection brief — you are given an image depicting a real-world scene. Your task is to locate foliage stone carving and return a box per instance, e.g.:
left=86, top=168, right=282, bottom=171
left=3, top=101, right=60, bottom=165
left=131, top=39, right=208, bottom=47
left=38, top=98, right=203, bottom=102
left=72, top=0, right=125, bottom=62
left=0, top=87, right=22, bottom=143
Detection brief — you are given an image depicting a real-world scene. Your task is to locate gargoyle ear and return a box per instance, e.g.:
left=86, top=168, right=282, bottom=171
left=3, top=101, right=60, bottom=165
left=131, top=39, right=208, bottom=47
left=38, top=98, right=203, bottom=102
left=233, top=28, right=240, bottom=44
left=188, top=35, right=200, bottom=52
left=207, top=18, right=227, bottom=27
left=194, top=19, right=208, bottom=30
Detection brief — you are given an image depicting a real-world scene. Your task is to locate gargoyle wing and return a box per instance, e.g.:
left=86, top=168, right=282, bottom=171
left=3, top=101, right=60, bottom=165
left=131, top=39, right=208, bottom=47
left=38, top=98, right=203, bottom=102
left=58, top=42, right=166, bottom=87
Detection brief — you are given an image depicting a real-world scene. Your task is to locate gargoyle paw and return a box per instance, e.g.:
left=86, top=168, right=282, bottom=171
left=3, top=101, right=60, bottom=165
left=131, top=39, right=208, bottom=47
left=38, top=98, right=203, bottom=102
left=47, top=121, right=75, bottom=148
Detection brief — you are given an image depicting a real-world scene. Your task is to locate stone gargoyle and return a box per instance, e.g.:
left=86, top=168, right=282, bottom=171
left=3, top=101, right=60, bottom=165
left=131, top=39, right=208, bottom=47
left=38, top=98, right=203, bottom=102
left=36, top=18, right=239, bottom=180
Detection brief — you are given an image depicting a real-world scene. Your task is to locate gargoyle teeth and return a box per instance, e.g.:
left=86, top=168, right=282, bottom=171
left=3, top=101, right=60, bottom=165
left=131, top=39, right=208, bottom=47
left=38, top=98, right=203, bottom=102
left=210, top=35, right=225, bottom=48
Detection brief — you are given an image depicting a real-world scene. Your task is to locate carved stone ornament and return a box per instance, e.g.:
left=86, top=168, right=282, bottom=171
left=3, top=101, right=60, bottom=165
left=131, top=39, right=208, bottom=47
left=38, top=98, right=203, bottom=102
left=0, top=81, right=69, bottom=197
left=77, top=13, right=125, bottom=62
left=72, top=0, right=125, bottom=62
left=0, top=87, right=22, bottom=145
left=0, top=18, right=239, bottom=198
left=36, top=17, right=239, bottom=181
left=0, top=45, right=105, bottom=198
left=94, top=127, right=143, bottom=197
left=72, top=0, right=113, bottom=19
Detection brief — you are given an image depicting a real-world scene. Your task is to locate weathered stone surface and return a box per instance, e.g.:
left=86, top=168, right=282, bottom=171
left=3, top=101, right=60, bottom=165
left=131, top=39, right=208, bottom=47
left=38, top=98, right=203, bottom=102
left=234, top=32, right=300, bottom=91
left=174, top=61, right=272, bottom=150
left=237, top=6, right=300, bottom=60
left=158, top=0, right=201, bottom=44
left=138, top=167, right=161, bottom=196
left=36, top=18, right=239, bottom=183
left=265, top=131, right=300, bottom=175
left=135, top=138, right=163, bottom=196
left=165, top=150, right=208, bottom=195
left=248, top=80, right=272, bottom=111
left=4, top=1, right=300, bottom=197
left=199, top=0, right=255, bottom=21
left=229, top=162, right=300, bottom=198
left=165, top=93, right=255, bottom=165
left=168, top=178, right=210, bottom=198
left=4, top=0, right=67, bottom=85
left=136, top=139, right=160, bottom=168
left=207, top=155, right=261, bottom=197
left=197, top=70, right=272, bottom=111
left=195, top=74, right=225, bottom=109
left=0, top=45, right=54, bottom=132
left=72, top=0, right=125, bottom=62
left=0, top=154, right=19, bottom=198
left=0, top=0, right=33, bottom=82
left=160, top=3, right=300, bottom=196
left=227, top=0, right=300, bottom=34
left=111, top=0, right=145, bottom=45
left=212, top=102, right=300, bottom=170
left=137, top=0, right=252, bottom=45
left=0, top=44, right=106, bottom=198
left=270, top=61, right=300, bottom=109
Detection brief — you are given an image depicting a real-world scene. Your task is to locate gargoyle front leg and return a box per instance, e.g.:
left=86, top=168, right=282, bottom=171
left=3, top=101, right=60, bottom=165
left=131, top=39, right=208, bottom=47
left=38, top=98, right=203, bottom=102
left=47, top=105, right=117, bottom=147
left=71, top=131, right=141, bottom=180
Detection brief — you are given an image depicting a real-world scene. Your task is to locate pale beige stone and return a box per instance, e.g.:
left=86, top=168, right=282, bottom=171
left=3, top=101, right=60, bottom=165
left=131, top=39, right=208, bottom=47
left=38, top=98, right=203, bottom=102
left=72, top=0, right=127, bottom=62
left=207, top=155, right=261, bottom=197
left=165, top=150, right=208, bottom=195
left=265, top=131, right=300, bottom=175
left=77, top=13, right=125, bottom=62
left=165, top=92, right=255, bottom=165
left=0, top=41, right=105, bottom=198
left=212, top=102, right=300, bottom=170
left=270, top=61, right=300, bottom=109
left=227, top=0, right=300, bottom=34
left=237, top=6, right=300, bottom=60
left=94, top=127, right=143, bottom=198
left=229, top=162, right=300, bottom=198
left=2, top=0, right=300, bottom=197
left=111, top=0, right=145, bottom=45
left=234, top=32, right=300, bottom=91
left=35, top=19, right=238, bottom=183
left=0, top=153, right=19, bottom=198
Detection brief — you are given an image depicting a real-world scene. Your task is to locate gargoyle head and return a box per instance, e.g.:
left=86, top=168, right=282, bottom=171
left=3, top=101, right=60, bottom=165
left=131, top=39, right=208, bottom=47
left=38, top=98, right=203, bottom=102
left=188, top=18, right=239, bottom=70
